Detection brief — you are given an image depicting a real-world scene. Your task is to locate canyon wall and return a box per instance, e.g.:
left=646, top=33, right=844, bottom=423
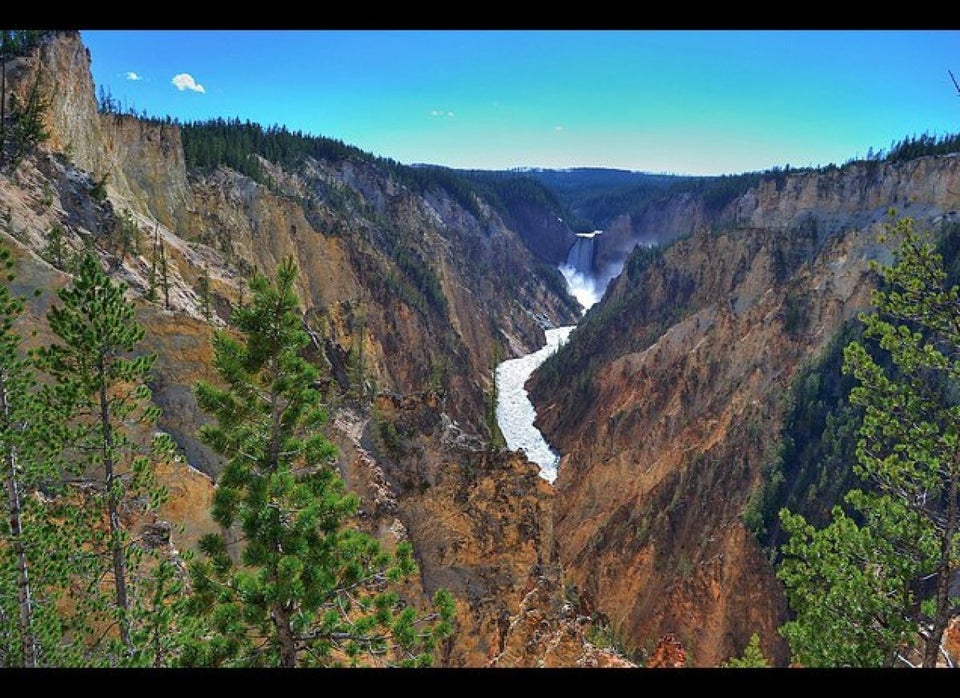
left=529, top=155, right=960, bottom=666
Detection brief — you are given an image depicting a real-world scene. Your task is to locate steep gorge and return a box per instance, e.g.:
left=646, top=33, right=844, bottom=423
left=6, top=30, right=960, bottom=668
left=528, top=155, right=960, bottom=665
left=0, top=31, right=611, bottom=667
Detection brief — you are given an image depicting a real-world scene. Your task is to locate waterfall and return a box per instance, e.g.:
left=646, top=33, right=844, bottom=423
left=565, top=231, right=601, bottom=274
left=560, top=231, right=604, bottom=311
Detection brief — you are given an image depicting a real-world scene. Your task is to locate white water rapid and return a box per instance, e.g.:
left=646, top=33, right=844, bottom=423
left=494, top=326, right=575, bottom=484
left=494, top=232, right=606, bottom=483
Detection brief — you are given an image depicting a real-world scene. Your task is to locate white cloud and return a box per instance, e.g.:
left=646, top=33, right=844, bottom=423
left=124, top=72, right=142, bottom=81
left=430, top=110, right=454, bottom=118
left=172, top=73, right=205, bottom=93
left=554, top=125, right=565, bottom=132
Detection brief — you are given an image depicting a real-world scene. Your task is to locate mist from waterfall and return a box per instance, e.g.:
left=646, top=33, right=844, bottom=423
left=558, top=265, right=603, bottom=311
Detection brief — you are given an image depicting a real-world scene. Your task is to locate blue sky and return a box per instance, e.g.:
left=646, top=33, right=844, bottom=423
left=80, top=29, right=960, bottom=176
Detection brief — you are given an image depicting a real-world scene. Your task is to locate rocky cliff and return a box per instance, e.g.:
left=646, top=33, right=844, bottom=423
left=7, top=30, right=960, bottom=669
left=528, top=154, right=960, bottom=666
left=4, top=30, right=585, bottom=453
left=0, top=30, right=620, bottom=667
left=335, top=390, right=635, bottom=667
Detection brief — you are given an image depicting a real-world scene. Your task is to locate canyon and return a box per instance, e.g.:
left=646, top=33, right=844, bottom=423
left=4, top=30, right=960, bottom=667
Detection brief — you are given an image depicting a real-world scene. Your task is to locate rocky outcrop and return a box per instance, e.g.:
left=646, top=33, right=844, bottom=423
left=341, top=391, right=631, bottom=668
left=10, top=32, right=193, bottom=236
left=735, top=156, right=960, bottom=233
left=501, top=199, right=577, bottom=266
left=596, top=191, right=712, bottom=272
left=16, top=31, right=102, bottom=173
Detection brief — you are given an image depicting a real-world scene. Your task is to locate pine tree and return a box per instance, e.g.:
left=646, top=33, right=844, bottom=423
left=198, top=265, right=211, bottom=320
left=778, top=214, right=960, bottom=668
left=33, top=252, right=184, bottom=666
left=0, top=262, right=40, bottom=665
left=0, top=247, right=72, bottom=667
left=159, top=238, right=170, bottom=309
left=42, top=223, right=67, bottom=270
left=8, top=62, right=49, bottom=169
left=147, top=225, right=159, bottom=303
left=722, top=633, right=769, bottom=668
left=347, top=299, right=367, bottom=406
left=185, top=258, right=453, bottom=667
left=114, top=210, right=141, bottom=262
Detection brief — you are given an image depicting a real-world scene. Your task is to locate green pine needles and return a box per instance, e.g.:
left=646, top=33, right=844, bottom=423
left=1, top=250, right=187, bottom=667
left=184, top=257, right=453, bottom=667
left=0, top=245, right=68, bottom=668
left=33, top=252, right=182, bottom=666
left=777, top=214, right=960, bottom=668
left=1, top=250, right=454, bottom=668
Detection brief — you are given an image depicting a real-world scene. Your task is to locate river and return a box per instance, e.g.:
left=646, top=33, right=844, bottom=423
left=494, top=243, right=606, bottom=483
left=494, top=325, right=575, bottom=484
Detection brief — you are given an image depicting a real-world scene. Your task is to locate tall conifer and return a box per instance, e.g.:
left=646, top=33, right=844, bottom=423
left=778, top=215, right=960, bottom=667
left=0, top=247, right=72, bottom=667
left=34, top=252, right=182, bottom=666
left=186, top=257, right=453, bottom=667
